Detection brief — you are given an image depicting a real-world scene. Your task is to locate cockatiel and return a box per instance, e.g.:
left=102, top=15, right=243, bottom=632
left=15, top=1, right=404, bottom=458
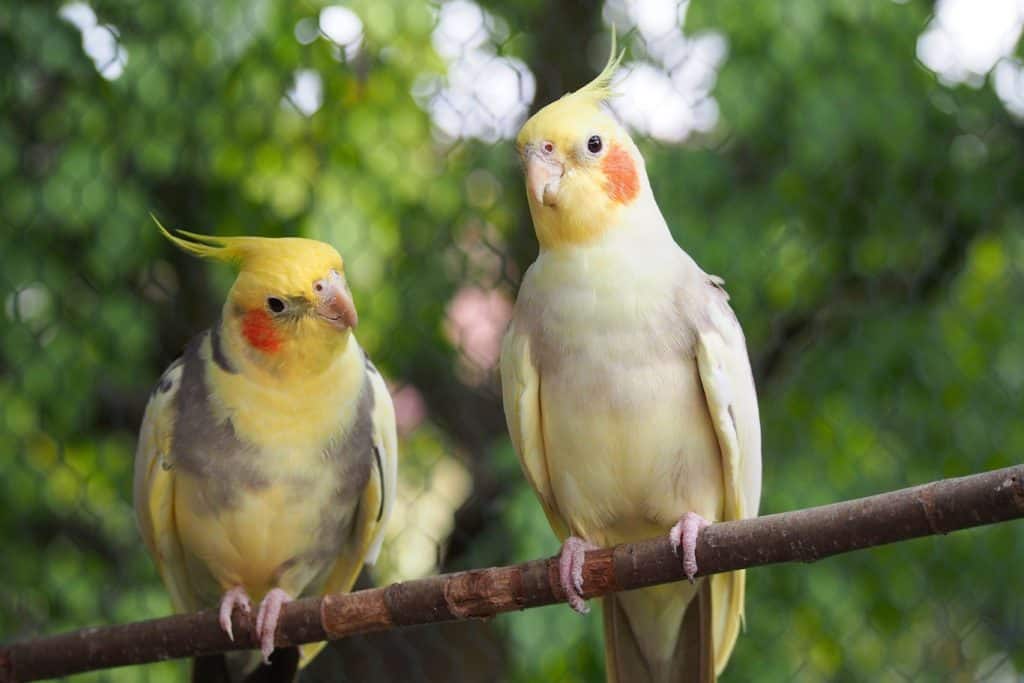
left=134, top=222, right=398, bottom=677
left=500, top=43, right=761, bottom=682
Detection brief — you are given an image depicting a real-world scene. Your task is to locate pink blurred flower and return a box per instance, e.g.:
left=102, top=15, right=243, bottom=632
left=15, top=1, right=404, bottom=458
left=390, top=383, right=427, bottom=436
left=444, top=286, right=512, bottom=384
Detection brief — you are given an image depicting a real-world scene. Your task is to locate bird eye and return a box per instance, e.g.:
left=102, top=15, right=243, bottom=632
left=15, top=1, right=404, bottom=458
left=266, top=297, right=285, bottom=313
left=587, top=135, right=603, bottom=154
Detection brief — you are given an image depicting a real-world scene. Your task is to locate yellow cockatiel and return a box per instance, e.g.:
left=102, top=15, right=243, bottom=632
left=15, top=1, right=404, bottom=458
left=500, top=45, right=762, bottom=682
left=133, top=222, right=398, bottom=676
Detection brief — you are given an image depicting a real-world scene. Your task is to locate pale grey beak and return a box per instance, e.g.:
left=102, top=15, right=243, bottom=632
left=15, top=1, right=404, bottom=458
left=525, top=145, right=564, bottom=207
left=315, top=270, right=358, bottom=330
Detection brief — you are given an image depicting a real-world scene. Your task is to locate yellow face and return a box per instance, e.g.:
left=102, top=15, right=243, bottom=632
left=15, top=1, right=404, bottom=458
left=516, top=97, right=643, bottom=248
left=224, top=239, right=358, bottom=360
left=155, top=224, right=361, bottom=374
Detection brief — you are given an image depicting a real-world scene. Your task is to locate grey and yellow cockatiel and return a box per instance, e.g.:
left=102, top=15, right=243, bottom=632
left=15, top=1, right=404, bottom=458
left=133, top=223, right=398, bottom=678
left=500, top=47, right=762, bottom=682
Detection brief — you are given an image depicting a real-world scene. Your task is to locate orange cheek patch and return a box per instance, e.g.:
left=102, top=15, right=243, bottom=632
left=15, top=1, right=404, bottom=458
left=242, top=309, right=282, bottom=353
left=601, top=143, right=640, bottom=204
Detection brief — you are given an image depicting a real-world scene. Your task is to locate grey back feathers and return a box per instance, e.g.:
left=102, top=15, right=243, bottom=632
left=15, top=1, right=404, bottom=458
left=170, top=332, right=267, bottom=512
left=306, top=372, right=376, bottom=569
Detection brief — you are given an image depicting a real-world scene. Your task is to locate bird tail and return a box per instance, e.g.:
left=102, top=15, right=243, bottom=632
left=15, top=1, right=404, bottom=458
left=710, top=569, right=745, bottom=676
left=191, top=653, right=232, bottom=683
left=602, top=580, right=714, bottom=683
left=191, top=648, right=299, bottom=683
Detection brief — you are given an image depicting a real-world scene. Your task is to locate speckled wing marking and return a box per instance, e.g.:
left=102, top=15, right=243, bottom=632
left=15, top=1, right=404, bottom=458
left=133, top=351, right=197, bottom=613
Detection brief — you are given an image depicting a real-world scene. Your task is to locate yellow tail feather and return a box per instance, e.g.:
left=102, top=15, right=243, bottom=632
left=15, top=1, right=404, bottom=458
left=710, top=569, right=745, bottom=677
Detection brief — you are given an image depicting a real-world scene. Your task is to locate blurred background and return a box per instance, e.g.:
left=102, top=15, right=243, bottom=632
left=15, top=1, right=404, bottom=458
left=3, top=0, right=1024, bottom=680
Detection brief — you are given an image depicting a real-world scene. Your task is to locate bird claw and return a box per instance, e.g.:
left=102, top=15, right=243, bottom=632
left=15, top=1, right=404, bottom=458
left=255, top=588, right=292, bottom=665
left=558, top=536, right=598, bottom=614
left=218, top=586, right=252, bottom=642
left=670, top=512, right=711, bottom=583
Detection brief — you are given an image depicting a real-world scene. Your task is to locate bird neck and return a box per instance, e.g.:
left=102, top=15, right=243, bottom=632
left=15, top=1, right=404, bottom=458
left=531, top=200, right=618, bottom=249
left=534, top=187, right=667, bottom=255
left=206, top=326, right=366, bottom=450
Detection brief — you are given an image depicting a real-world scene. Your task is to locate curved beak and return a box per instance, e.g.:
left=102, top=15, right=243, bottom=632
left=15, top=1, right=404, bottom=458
left=525, top=146, right=564, bottom=207
left=316, top=270, right=358, bottom=330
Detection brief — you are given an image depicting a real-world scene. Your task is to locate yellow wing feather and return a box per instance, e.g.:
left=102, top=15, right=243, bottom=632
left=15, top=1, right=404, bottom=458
left=499, top=319, right=570, bottom=540
left=696, top=328, right=751, bottom=676
left=132, top=361, right=197, bottom=614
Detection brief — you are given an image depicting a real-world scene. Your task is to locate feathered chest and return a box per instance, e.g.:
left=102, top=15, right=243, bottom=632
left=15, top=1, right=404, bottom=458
left=518, top=249, right=697, bottom=386
left=168, top=331, right=374, bottom=513
left=513, top=250, right=727, bottom=539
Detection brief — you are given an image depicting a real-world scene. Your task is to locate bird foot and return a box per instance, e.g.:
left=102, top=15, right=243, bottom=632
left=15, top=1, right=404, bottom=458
left=218, top=586, right=252, bottom=642
left=670, top=512, right=711, bottom=583
left=558, top=536, right=599, bottom=614
left=255, top=588, right=293, bottom=665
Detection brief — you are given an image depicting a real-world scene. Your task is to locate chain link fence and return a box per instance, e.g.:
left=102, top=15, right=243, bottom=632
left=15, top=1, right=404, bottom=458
left=3, top=0, right=1024, bottom=680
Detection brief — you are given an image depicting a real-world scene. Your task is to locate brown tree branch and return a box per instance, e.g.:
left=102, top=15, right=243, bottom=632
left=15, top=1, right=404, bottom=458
left=3, top=465, right=1023, bottom=682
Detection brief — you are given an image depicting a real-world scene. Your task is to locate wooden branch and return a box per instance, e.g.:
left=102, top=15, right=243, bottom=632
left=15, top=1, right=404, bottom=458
left=4, top=465, right=1023, bottom=682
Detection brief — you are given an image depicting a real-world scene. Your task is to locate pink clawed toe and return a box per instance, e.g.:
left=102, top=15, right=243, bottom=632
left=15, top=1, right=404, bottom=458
left=670, top=512, right=711, bottom=583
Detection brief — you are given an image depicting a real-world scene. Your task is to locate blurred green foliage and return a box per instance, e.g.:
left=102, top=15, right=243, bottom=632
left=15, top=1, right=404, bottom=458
left=2, top=0, right=1023, bottom=681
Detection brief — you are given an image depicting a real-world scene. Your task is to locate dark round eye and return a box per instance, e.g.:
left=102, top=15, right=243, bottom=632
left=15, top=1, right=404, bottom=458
left=266, top=297, right=285, bottom=313
left=587, top=135, right=603, bottom=154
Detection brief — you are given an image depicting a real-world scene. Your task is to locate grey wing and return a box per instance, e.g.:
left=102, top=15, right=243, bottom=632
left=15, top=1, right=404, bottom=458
left=318, top=356, right=398, bottom=597
left=133, top=357, right=199, bottom=613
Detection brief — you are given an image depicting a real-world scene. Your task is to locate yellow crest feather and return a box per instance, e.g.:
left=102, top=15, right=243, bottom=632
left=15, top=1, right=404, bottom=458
left=152, top=214, right=246, bottom=263
left=151, top=214, right=345, bottom=287
left=572, top=27, right=625, bottom=104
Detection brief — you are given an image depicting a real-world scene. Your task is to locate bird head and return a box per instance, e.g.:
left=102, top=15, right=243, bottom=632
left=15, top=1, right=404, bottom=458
left=516, top=36, right=648, bottom=249
left=156, top=218, right=358, bottom=374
